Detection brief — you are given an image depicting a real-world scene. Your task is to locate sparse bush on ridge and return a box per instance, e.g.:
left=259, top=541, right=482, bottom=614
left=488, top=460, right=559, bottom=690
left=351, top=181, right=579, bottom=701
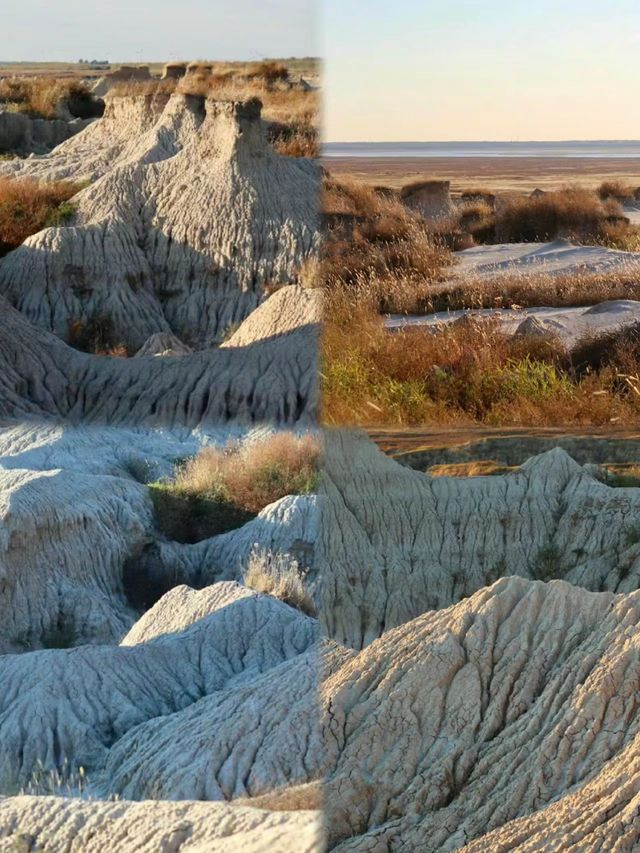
left=244, top=549, right=316, bottom=616
left=0, top=177, right=79, bottom=256
left=149, top=433, right=321, bottom=543
left=493, top=187, right=626, bottom=243
left=67, top=315, right=129, bottom=357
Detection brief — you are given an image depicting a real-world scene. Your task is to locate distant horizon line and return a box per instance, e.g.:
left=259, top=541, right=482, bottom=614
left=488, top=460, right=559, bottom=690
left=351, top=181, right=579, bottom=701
left=324, top=139, right=640, bottom=147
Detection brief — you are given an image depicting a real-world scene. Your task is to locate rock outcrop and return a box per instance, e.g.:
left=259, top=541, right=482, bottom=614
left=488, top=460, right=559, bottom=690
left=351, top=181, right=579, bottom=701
left=0, top=110, right=94, bottom=155
left=3, top=577, right=640, bottom=852
left=317, top=429, right=640, bottom=648
left=0, top=593, right=319, bottom=793
left=400, top=179, right=454, bottom=219
left=0, top=290, right=318, bottom=425
left=322, top=578, right=640, bottom=850
left=0, top=94, right=320, bottom=349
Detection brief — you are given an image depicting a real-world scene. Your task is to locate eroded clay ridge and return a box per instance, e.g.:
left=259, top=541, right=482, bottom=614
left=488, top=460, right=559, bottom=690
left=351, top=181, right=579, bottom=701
left=317, top=429, right=640, bottom=648
left=2, top=577, right=640, bottom=851
left=0, top=421, right=318, bottom=652
left=0, top=287, right=320, bottom=426
left=0, top=93, right=320, bottom=348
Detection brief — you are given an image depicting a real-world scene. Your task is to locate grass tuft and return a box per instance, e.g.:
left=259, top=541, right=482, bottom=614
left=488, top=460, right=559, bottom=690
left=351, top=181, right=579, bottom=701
left=0, top=177, right=80, bottom=256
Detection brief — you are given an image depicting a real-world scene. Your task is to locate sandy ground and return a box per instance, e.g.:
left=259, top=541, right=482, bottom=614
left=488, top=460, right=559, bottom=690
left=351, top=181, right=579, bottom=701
left=385, top=242, right=640, bottom=347
left=323, top=156, right=640, bottom=193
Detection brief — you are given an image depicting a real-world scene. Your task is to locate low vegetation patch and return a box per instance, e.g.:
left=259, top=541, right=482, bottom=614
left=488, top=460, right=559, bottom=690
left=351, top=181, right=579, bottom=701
left=150, top=432, right=320, bottom=543
left=322, top=173, right=640, bottom=427
left=0, top=177, right=79, bottom=256
left=323, top=177, right=452, bottom=313
left=244, top=549, right=316, bottom=616
left=0, top=77, right=99, bottom=119
left=67, top=315, right=130, bottom=357
left=427, top=460, right=516, bottom=477
left=323, top=285, right=640, bottom=426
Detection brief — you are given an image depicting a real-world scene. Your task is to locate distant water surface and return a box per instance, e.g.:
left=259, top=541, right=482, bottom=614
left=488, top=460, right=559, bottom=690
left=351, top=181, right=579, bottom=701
left=324, top=141, right=640, bottom=159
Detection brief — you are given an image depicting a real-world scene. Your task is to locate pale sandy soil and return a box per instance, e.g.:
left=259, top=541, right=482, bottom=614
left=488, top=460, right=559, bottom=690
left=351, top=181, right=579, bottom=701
left=323, top=155, right=640, bottom=193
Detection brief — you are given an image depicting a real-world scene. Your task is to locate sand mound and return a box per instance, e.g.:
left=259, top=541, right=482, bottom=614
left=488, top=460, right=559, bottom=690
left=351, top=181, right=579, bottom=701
left=0, top=95, right=320, bottom=350
left=317, top=430, right=640, bottom=649
left=455, top=239, right=640, bottom=277
left=135, top=332, right=192, bottom=356
left=0, top=593, right=319, bottom=792
left=0, top=292, right=317, bottom=425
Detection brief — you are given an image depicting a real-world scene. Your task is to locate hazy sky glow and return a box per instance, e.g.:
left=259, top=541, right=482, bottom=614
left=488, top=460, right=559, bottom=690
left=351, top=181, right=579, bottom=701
left=323, top=0, right=640, bottom=142
left=1, top=0, right=316, bottom=63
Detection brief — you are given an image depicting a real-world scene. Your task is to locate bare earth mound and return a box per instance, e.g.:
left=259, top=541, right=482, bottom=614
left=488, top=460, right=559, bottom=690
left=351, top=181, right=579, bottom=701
left=0, top=94, right=320, bottom=349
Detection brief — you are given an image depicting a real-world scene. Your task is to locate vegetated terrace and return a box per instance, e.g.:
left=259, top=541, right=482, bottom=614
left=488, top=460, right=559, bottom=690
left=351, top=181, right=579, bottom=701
left=322, top=176, right=640, bottom=427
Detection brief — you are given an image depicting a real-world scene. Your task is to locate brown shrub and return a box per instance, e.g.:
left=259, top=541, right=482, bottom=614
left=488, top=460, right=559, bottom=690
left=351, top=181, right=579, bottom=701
left=174, top=432, right=321, bottom=513
left=322, top=176, right=452, bottom=313
left=0, top=177, right=79, bottom=255
left=245, top=61, right=289, bottom=83
left=0, top=78, right=96, bottom=119
left=598, top=180, right=636, bottom=201
left=149, top=433, right=320, bottom=543
left=67, top=315, right=129, bottom=356
left=494, top=187, right=622, bottom=243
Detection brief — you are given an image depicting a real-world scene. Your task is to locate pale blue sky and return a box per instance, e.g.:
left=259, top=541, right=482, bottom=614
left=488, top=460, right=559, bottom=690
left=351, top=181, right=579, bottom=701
left=323, top=0, right=640, bottom=141
left=1, top=0, right=316, bottom=63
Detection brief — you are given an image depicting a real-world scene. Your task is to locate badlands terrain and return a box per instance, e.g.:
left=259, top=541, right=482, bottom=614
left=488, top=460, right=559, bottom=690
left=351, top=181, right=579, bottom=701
left=0, top=60, right=326, bottom=852
left=0, top=64, right=321, bottom=425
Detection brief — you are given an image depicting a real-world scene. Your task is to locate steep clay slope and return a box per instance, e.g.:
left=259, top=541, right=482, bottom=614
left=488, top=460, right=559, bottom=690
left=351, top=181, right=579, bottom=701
left=317, top=429, right=640, bottom=648
left=323, top=578, right=640, bottom=850
left=0, top=289, right=318, bottom=425
left=0, top=94, right=320, bottom=349
left=0, top=422, right=318, bottom=651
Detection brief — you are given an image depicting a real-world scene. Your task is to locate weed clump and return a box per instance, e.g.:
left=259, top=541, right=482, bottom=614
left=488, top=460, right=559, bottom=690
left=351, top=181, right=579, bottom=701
left=0, top=177, right=79, bottom=256
left=244, top=549, right=316, bottom=616
left=149, top=433, right=320, bottom=543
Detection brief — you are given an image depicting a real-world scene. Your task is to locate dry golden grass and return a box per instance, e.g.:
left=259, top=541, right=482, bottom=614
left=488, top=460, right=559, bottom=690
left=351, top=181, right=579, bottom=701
left=0, top=77, right=96, bottom=119
left=427, top=460, right=516, bottom=477
left=174, top=432, right=321, bottom=513
left=0, top=177, right=79, bottom=255
left=244, top=549, right=316, bottom=616
left=322, top=286, right=640, bottom=427
left=236, top=781, right=323, bottom=812
left=322, top=177, right=452, bottom=313
left=493, top=187, right=625, bottom=243
left=598, top=180, right=637, bottom=201
left=149, top=432, right=320, bottom=543
left=428, top=265, right=640, bottom=313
